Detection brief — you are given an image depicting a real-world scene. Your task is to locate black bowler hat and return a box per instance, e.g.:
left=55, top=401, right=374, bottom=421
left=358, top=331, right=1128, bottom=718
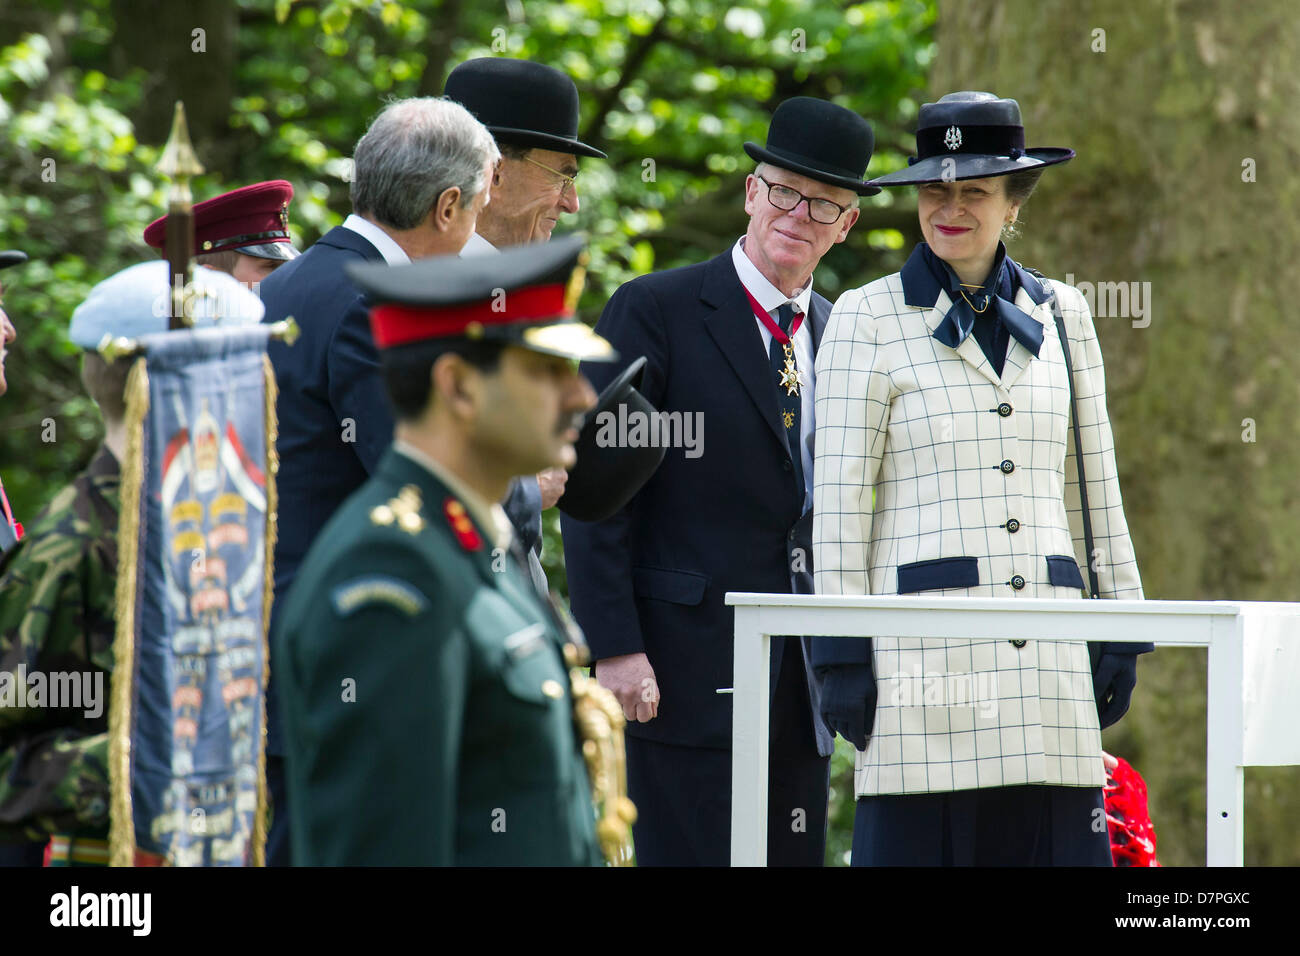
left=345, top=234, right=616, bottom=363
left=557, top=357, right=666, bottom=523
left=444, top=57, right=606, bottom=159
left=0, top=250, right=27, bottom=270
left=743, top=96, right=879, bottom=196
left=869, top=91, right=1074, bottom=187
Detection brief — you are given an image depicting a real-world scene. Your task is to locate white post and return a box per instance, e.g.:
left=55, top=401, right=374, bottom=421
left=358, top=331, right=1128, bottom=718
left=730, top=607, right=770, bottom=867
left=1205, top=612, right=1246, bottom=865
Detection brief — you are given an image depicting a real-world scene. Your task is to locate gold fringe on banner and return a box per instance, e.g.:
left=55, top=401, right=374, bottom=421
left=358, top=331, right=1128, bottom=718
left=108, top=357, right=150, bottom=868
left=253, top=352, right=279, bottom=867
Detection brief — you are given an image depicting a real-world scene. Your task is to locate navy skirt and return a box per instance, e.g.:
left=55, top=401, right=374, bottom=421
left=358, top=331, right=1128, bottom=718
left=851, top=784, right=1112, bottom=866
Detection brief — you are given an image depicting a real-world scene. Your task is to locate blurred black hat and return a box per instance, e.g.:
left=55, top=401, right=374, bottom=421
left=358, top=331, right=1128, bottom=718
left=558, top=357, right=665, bottom=522
left=0, top=250, right=28, bottom=270
left=869, top=91, right=1074, bottom=187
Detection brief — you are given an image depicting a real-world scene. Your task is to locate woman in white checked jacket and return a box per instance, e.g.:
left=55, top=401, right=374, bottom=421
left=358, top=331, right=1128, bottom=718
left=811, top=92, right=1150, bottom=866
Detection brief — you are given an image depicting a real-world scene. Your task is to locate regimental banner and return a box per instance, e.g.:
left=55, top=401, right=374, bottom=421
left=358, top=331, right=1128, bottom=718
left=110, top=326, right=278, bottom=867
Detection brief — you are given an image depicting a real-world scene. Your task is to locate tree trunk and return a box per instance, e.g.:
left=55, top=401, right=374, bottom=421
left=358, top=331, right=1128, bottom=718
left=932, top=0, right=1300, bottom=865
left=110, top=0, right=237, bottom=167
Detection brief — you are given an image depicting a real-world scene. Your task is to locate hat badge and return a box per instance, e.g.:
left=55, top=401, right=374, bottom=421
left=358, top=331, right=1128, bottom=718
left=943, top=126, right=962, bottom=151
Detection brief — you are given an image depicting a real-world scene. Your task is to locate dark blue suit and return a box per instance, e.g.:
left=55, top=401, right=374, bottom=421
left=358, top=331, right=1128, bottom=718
left=562, top=250, right=832, bottom=866
left=260, top=225, right=387, bottom=865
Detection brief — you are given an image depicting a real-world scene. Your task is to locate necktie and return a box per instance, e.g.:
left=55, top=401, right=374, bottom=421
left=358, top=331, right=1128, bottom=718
left=769, top=303, right=804, bottom=500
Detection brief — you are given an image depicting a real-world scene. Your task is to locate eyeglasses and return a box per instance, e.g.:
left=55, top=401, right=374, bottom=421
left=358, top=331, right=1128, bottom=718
left=522, top=155, right=579, bottom=195
left=756, top=175, right=852, bottom=225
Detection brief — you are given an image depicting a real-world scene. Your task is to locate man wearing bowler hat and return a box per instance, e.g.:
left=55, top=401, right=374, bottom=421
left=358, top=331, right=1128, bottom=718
left=443, top=57, right=608, bottom=588
left=562, top=97, right=877, bottom=865
left=144, top=180, right=300, bottom=286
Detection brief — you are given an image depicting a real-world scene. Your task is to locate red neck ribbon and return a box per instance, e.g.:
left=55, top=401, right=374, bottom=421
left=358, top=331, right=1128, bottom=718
left=740, top=284, right=804, bottom=345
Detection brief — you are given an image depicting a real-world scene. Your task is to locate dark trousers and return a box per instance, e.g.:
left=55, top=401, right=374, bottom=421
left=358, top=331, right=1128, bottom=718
left=0, top=841, right=44, bottom=867
left=266, top=754, right=291, bottom=866
left=851, top=783, right=1113, bottom=866
left=627, top=642, right=830, bottom=866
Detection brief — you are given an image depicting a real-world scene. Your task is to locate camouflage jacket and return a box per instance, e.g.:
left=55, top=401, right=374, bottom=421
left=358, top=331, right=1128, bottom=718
left=0, top=447, right=118, bottom=843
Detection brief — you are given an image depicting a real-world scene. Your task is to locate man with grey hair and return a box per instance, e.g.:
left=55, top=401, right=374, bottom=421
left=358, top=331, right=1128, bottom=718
left=259, top=96, right=498, bottom=866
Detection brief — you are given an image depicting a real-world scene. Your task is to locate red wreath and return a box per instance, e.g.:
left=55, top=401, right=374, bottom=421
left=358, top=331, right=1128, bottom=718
left=1104, top=756, right=1160, bottom=867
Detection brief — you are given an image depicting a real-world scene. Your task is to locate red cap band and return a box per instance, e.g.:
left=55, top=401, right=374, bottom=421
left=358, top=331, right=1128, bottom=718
left=369, top=282, right=568, bottom=348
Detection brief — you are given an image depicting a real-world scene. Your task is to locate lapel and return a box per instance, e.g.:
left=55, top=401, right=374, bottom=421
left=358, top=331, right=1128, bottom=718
left=376, top=449, right=496, bottom=585
left=808, top=292, right=831, bottom=354
left=998, top=286, right=1053, bottom=391
left=700, top=253, right=790, bottom=453
left=378, top=448, right=563, bottom=639
left=916, top=287, right=1052, bottom=392
left=917, top=290, right=1002, bottom=389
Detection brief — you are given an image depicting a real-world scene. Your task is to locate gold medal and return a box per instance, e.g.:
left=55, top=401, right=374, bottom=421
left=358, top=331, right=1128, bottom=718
left=778, top=343, right=804, bottom=397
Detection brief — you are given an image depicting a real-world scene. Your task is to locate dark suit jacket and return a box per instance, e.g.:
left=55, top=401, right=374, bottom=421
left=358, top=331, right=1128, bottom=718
left=561, top=251, right=834, bottom=756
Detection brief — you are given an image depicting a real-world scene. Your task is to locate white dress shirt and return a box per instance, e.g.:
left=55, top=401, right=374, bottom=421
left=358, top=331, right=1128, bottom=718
left=731, top=237, right=815, bottom=510
left=342, top=213, right=410, bottom=266
left=459, top=232, right=499, bottom=257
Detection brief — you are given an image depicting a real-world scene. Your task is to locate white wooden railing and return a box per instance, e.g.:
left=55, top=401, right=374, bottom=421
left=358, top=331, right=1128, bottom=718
left=726, top=595, right=1300, bottom=867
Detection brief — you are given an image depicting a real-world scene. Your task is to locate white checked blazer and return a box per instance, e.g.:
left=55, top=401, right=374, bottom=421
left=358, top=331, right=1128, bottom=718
left=812, top=270, right=1143, bottom=796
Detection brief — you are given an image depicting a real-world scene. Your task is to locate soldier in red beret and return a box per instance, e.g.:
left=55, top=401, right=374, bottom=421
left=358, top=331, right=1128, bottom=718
left=144, top=180, right=299, bottom=286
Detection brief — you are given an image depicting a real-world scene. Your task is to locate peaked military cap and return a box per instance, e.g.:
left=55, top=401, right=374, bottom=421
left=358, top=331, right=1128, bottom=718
left=558, top=356, right=665, bottom=523
left=143, top=180, right=300, bottom=261
left=869, top=91, right=1075, bottom=187
left=743, top=96, right=879, bottom=196
left=0, top=249, right=28, bottom=270
left=345, top=233, right=616, bottom=362
left=444, top=57, right=606, bottom=159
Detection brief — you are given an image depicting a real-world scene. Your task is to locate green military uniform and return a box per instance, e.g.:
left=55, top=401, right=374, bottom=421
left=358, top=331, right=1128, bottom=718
left=274, top=445, right=601, bottom=865
left=0, top=447, right=119, bottom=862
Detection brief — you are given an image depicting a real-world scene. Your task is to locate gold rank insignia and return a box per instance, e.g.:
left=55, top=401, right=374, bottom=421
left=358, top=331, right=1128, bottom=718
left=370, top=484, right=425, bottom=535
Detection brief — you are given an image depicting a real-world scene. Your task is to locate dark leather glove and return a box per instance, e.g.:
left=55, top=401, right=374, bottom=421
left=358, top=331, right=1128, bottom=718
left=1093, top=652, right=1139, bottom=729
left=815, top=663, right=876, bottom=750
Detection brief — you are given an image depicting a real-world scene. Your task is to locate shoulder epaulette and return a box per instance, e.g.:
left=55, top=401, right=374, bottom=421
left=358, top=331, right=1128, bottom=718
left=370, top=484, right=425, bottom=535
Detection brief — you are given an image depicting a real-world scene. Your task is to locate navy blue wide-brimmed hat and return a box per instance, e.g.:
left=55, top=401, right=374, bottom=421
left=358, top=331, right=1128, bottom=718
left=0, top=250, right=27, bottom=270
left=744, top=96, right=879, bottom=197
left=444, top=57, right=606, bottom=159
left=869, top=91, right=1074, bottom=187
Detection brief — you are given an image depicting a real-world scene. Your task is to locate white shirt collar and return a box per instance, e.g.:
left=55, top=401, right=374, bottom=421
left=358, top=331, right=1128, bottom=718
left=342, top=214, right=410, bottom=266
left=459, top=232, right=499, bottom=257
left=731, top=237, right=814, bottom=316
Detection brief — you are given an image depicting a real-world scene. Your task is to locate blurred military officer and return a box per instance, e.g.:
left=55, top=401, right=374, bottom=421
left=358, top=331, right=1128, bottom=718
left=444, top=56, right=608, bottom=589
left=258, top=97, right=499, bottom=865
left=0, top=262, right=263, bottom=867
left=143, top=180, right=300, bottom=286
left=274, top=236, right=612, bottom=865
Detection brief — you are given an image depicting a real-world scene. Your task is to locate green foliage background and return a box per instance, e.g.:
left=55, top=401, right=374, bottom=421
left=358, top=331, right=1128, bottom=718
left=1, top=0, right=932, bottom=865
left=7, top=0, right=1289, bottom=868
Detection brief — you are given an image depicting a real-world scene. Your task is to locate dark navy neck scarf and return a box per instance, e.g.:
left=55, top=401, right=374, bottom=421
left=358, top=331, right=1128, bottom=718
left=900, top=241, right=1048, bottom=376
